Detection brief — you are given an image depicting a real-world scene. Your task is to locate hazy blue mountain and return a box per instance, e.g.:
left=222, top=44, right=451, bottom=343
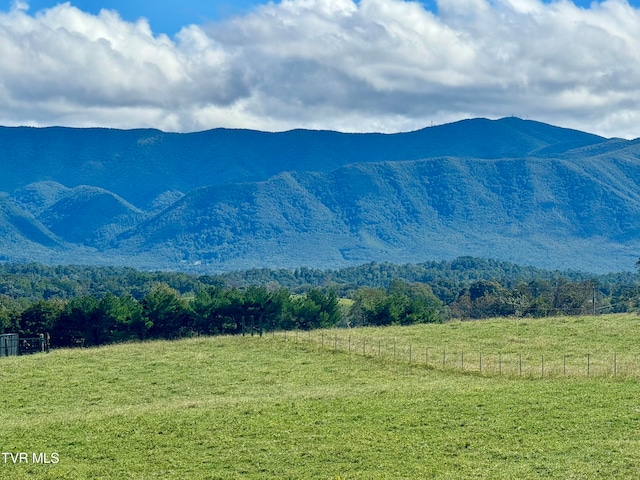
left=11, top=181, right=71, bottom=215
left=0, top=117, right=604, bottom=207
left=112, top=154, right=640, bottom=272
left=10, top=182, right=145, bottom=245
left=0, top=198, right=60, bottom=248
left=1, top=117, right=639, bottom=273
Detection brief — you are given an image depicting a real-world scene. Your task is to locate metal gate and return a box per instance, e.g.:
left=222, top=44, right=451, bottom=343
left=0, top=333, right=48, bottom=356
left=0, top=333, right=19, bottom=357
left=19, top=335, right=48, bottom=355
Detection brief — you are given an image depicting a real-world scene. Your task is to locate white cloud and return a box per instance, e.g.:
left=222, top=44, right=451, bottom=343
left=11, top=0, right=28, bottom=11
left=1, top=0, right=640, bottom=137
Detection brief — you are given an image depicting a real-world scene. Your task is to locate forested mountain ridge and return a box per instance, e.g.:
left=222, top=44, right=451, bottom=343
left=114, top=155, right=640, bottom=272
left=0, top=117, right=604, bottom=206
left=1, top=117, right=639, bottom=273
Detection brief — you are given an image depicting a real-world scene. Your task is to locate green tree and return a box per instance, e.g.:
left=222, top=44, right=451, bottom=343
left=350, top=287, right=392, bottom=326
left=466, top=281, right=511, bottom=318
left=218, top=288, right=245, bottom=335
left=92, top=293, right=149, bottom=343
left=53, top=295, right=99, bottom=347
left=242, top=286, right=271, bottom=335
left=0, top=295, right=22, bottom=333
left=191, top=286, right=228, bottom=335
left=142, top=284, right=191, bottom=339
left=117, top=294, right=149, bottom=340
left=552, top=278, right=593, bottom=315
left=290, top=295, right=322, bottom=330
left=264, top=288, right=293, bottom=331
left=19, top=299, right=63, bottom=336
left=306, top=288, right=341, bottom=328
left=386, top=280, right=442, bottom=324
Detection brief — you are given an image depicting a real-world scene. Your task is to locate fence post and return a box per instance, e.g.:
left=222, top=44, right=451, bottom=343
left=519, top=354, right=522, bottom=376
left=348, top=336, right=351, bottom=353
left=321, top=332, right=324, bottom=347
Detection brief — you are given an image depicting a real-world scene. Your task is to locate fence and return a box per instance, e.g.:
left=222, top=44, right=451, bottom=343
left=19, top=335, right=49, bottom=355
left=270, top=329, right=639, bottom=379
left=0, top=333, right=19, bottom=357
left=0, top=334, right=49, bottom=357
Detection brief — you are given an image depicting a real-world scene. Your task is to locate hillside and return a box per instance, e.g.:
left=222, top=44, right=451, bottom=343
left=1, top=117, right=639, bottom=272
left=3, top=320, right=640, bottom=478
left=0, top=117, right=604, bottom=206
left=111, top=155, right=640, bottom=272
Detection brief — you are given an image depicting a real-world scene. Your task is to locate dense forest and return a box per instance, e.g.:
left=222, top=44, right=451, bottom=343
left=1, top=258, right=638, bottom=348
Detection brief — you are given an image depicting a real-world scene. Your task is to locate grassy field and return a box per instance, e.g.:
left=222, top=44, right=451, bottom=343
left=302, top=313, right=640, bottom=377
left=2, top=314, right=640, bottom=478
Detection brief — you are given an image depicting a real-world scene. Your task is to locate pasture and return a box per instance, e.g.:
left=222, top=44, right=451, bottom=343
left=302, top=313, right=640, bottom=377
left=2, top=314, right=640, bottom=478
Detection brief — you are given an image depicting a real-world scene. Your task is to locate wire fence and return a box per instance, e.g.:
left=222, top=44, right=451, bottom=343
left=270, top=328, right=640, bottom=379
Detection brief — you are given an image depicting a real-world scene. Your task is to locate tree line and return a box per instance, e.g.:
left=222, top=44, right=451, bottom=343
left=1, top=280, right=447, bottom=347
left=1, top=260, right=638, bottom=349
left=2, top=258, right=637, bottom=301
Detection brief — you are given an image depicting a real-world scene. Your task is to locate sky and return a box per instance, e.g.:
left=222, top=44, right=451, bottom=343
left=1, top=0, right=640, bottom=138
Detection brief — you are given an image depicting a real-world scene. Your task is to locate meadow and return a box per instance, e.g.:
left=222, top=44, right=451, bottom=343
left=2, top=314, right=640, bottom=479
left=302, top=313, right=640, bottom=377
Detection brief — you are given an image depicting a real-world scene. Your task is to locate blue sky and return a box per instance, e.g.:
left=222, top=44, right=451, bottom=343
left=1, top=0, right=640, bottom=138
left=3, top=0, right=635, bottom=36
left=1, top=1, right=267, bottom=35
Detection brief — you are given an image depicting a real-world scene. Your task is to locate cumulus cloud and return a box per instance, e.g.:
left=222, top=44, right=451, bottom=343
left=1, top=0, right=640, bottom=137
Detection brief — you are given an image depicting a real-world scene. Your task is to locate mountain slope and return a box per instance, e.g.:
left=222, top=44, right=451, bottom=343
left=114, top=154, right=640, bottom=272
left=0, top=117, right=606, bottom=207
left=10, top=183, right=145, bottom=245
left=1, top=117, right=638, bottom=273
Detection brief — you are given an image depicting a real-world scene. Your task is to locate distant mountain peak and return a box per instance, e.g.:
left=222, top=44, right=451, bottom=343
left=0, top=118, right=636, bottom=272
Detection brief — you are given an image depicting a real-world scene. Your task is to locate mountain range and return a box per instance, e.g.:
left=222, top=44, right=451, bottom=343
left=1, top=117, right=639, bottom=273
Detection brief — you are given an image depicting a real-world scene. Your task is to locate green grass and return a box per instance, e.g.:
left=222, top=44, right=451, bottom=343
left=303, top=313, right=640, bottom=377
left=2, top=315, right=640, bottom=478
